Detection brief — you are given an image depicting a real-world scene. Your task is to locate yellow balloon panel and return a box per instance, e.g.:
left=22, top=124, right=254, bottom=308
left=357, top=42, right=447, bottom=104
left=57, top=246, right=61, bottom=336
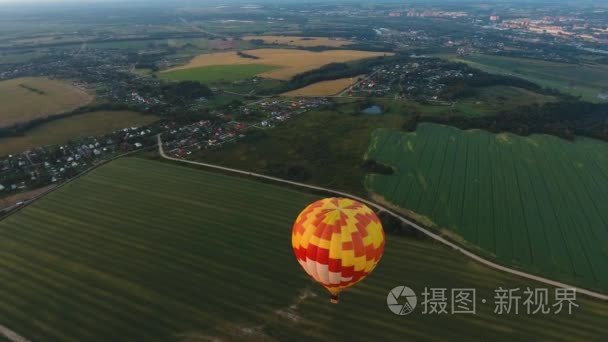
left=292, top=198, right=385, bottom=297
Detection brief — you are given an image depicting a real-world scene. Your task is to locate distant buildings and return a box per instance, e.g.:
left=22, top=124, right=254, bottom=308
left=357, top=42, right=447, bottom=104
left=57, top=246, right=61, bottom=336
left=406, top=10, right=468, bottom=19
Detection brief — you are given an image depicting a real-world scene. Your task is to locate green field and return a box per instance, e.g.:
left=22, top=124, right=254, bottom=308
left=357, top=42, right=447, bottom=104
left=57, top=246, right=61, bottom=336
left=161, top=64, right=279, bottom=83
left=0, top=110, right=159, bottom=156
left=365, top=123, right=608, bottom=291
left=196, top=99, right=457, bottom=194
left=0, top=157, right=606, bottom=341
left=454, top=85, right=557, bottom=117
left=449, top=54, right=608, bottom=102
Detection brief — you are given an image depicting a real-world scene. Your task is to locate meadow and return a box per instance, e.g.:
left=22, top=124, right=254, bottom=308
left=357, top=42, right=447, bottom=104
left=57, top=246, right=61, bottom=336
left=454, top=85, right=557, bottom=117
left=0, top=158, right=606, bottom=341
left=0, top=111, right=159, bottom=156
left=243, top=35, right=353, bottom=48
left=161, top=64, right=279, bottom=83
left=282, top=77, right=360, bottom=96
left=365, top=123, right=608, bottom=292
left=198, top=103, right=412, bottom=195
left=0, top=77, right=93, bottom=127
left=164, top=48, right=390, bottom=80
left=449, top=54, right=608, bottom=102
left=198, top=100, right=452, bottom=194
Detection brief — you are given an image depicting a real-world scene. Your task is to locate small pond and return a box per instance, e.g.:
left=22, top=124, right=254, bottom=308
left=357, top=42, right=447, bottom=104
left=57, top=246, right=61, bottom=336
left=362, top=105, right=383, bottom=115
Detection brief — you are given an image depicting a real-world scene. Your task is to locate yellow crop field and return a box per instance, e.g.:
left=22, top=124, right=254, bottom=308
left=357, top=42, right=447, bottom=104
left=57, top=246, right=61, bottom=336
left=165, top=48, right=390, bottom=80
left=283, top=76, right=362, bottom=96
left=243, top=35, right=353, bottom=47
left=0, top=77, right=93, bottom=127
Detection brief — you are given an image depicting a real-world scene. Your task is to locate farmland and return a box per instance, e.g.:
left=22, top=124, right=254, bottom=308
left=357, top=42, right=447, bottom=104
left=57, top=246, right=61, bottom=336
left=365, top=123, right=608, bottom=291
left=0, top=111, right=159, bottom=156
left=282, top=77, right=360, bottom=96
left=454, top=85, right=557, bottom=117
left=448, top=54, right=608, bottom=102
left=0, top=157, right=606, bottom=341
left=164, top=48, right=390, bottom=80
left=0, top=77, right=93, bottom=127
left=243, top=35, right=353, bottom=48
left=161, top=64, right=279, bottom=83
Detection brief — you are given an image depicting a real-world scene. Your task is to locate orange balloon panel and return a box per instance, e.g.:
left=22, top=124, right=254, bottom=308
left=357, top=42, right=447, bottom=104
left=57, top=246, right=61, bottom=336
left=292, top=197, right=385, bottom=296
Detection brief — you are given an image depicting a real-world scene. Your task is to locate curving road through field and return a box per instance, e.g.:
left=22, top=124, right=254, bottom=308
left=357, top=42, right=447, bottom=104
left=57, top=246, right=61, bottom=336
left=0, top=325, right=29, bottom=342
left=157, top=134, right=608, bottom=301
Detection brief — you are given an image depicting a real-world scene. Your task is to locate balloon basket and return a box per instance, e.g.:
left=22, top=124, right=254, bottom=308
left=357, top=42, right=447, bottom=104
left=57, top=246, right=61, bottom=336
left=330, top=294, right=339, bottom=304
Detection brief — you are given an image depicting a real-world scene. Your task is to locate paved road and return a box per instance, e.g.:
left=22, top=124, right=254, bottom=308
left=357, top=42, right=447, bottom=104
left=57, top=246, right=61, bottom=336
left=337, top=70, right=379, bottom=96
left=157, top=134, right=608, bottom=301
left=178, top=17, right=224, bottom=39
left=0, top=326, right=29, bottom=342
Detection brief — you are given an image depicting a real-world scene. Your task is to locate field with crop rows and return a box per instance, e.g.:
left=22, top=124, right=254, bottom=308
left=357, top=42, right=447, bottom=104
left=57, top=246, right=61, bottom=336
left=283, top=77, right=360, bottom=96
left=165, top=48, right=390, bottom=80
left=365, top=123, right=608, bottom=292
left=0, top=158, right=607, bottom=341
left=0, top=77, right=93, bottom=127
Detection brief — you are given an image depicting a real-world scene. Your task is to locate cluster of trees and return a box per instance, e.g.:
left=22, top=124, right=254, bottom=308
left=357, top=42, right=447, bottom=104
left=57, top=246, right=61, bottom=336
left=160, top=81, right=213, bottom=105
left=361, top=159, right=394, bottom=175
left=0, top=103, right=138, bottom=138
left=166, top=108, right=216, bottom=126
left=340, top=42, right=396, bottom=52
left=301, top=27, right=377, bottom=40
left=291, top=41, right=396, bottom=53
left=260, top=161, right=311, bottom=182
left=377, top=212, right=428, bottom=239
left=247, top=39, right=266, bottom=46
left=236, top=51, right=260, bottom=59
left=437, top=61, right=565, bottom=100
left=262, top=54, right=404, bottom=94
left=420, top=101, right=608, bottom=142
left=19, top=84, right=45, bottom=95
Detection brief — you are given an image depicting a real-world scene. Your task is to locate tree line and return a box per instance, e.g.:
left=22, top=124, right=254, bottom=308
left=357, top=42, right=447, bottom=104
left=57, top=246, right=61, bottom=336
left=0, top=103, right=140, bottom=138
left=0, top=81, right=215, bottom=139
left=416, top=101, right=608, bottom=142
left=260, top=54, right=403, bottom=94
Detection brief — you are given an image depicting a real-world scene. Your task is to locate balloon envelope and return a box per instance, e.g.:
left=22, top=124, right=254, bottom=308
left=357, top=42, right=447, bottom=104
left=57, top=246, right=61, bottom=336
left=292, top=197, right=385, bottom=302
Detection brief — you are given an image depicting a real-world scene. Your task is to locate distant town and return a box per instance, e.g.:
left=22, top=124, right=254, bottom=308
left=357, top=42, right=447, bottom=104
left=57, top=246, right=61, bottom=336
left=1, top=0, right=607, bottom=212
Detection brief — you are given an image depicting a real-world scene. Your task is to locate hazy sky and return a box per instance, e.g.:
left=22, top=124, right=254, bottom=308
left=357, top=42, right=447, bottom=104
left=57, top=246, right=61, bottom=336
left=0, top=0, right=605, bottom=4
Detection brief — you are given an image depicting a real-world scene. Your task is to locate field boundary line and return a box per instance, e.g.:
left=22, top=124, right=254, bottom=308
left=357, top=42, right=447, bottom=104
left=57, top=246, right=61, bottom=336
left=157, top=134, right=608, bottom=301
left=0, top=147, right=155, bottom=340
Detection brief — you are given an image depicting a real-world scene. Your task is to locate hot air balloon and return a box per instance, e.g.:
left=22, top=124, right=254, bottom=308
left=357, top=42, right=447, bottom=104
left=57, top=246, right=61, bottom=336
left=292, top=197, right=385, bottom=304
